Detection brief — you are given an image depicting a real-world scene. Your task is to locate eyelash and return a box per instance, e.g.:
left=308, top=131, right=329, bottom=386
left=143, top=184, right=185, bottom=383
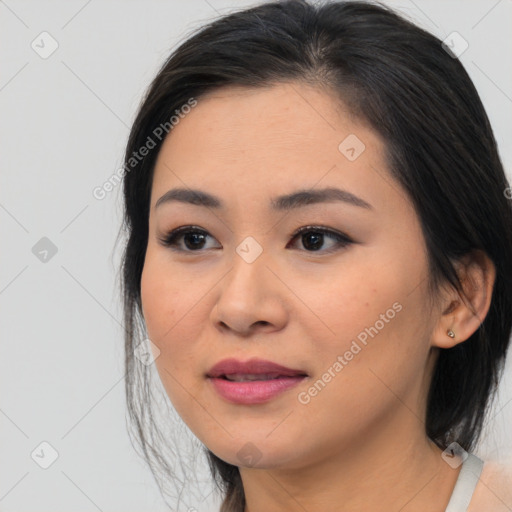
left=158, top=225, right=353, bottom=254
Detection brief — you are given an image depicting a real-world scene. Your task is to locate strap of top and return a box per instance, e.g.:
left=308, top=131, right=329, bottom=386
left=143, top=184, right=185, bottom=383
left=445, top=453, right=484, bottom=512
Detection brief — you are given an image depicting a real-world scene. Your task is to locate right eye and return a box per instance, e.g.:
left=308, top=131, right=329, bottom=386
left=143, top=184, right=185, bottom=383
left=158, top=225, right=221, bottom=252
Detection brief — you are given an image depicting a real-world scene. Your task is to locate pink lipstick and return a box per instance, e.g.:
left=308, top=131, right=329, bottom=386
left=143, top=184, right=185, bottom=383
left=206, top=358, right=308, bottom=404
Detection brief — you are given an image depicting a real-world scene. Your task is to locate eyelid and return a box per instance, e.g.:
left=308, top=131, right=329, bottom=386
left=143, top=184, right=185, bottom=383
left=290, top=224, right=352, bottom=242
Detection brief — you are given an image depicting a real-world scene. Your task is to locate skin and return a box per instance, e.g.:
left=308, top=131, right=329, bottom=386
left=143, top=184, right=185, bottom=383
left=140, top=81, right=496, bottom=512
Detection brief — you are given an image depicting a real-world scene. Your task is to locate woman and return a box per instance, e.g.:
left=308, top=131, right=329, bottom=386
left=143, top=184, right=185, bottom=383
left=119, top=1, right=512, bottom=510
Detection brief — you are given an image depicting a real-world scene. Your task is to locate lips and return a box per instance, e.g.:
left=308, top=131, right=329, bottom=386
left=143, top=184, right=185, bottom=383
left=206, top=358, right=309, bottom=404
left=206, top=357, right=308, bottom=380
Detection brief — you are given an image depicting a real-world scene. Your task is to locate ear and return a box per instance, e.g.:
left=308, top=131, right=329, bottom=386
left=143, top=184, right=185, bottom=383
left=431, top=249, right=496, bottom=349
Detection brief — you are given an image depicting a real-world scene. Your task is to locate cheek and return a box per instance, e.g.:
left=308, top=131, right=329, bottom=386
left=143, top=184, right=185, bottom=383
left=300, top=250, right=429, bottom=394
left=295, top=256, right=404, bottom=349
left=140, top=260, right=174, bottom=343
left=140, top=253, right=211, bottom=394
left=140, top=250, right=203, bottom=345
left=288, top=271, right=428, bottom=444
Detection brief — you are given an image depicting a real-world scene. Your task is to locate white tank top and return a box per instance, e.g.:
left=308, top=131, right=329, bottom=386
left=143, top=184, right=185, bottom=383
left=444, top=453, right=484, bottom=511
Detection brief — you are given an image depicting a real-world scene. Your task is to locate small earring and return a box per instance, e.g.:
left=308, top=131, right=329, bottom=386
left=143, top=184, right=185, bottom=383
left=447, top=329, right=455, bottom=338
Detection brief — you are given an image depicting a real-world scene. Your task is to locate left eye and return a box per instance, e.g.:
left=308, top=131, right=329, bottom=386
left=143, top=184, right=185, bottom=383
left=159, top=225, right=353, bottom=253
left=287, top=225, right=353, bottom=253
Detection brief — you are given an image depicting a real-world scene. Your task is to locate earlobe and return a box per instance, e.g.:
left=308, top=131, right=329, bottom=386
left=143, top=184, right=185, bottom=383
left=431, top=250, right=496, bottom=349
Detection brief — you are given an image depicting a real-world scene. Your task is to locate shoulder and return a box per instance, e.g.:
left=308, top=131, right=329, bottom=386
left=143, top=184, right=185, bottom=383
left=468, top=458, right=512, bottom=512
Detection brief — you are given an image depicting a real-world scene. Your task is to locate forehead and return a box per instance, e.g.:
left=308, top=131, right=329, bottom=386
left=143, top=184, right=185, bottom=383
left=160, top=82, right=368, bottom=151
left=150, top=82, right=393, bottom=211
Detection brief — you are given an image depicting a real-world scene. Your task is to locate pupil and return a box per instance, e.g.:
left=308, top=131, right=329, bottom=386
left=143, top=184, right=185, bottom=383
left=303, top=232, right=323, bottom=250
left=185, top=232, right=205, bottom=250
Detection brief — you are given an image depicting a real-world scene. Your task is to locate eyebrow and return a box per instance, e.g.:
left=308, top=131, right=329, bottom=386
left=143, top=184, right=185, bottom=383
left=155, top=187, right=373, bottom=211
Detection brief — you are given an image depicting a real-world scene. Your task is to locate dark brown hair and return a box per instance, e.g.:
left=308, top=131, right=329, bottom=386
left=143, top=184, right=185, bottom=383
left=119, top=1, right=512, bottom=510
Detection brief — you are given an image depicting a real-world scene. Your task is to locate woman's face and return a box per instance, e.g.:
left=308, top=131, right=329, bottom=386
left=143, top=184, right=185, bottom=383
left=140, top=82, right=443, bottom=470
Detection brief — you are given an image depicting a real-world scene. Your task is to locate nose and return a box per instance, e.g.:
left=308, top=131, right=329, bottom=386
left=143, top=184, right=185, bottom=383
left=211, top=248, right=288, bottom=336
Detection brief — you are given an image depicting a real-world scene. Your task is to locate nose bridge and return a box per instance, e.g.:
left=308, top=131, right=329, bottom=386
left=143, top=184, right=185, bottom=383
left=235, top=234, right=266, bottom=266
left=223, top=235, right=269, bottom=299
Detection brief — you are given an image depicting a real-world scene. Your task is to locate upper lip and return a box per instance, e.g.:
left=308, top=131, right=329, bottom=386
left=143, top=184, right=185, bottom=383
left=206, top=358, right=308, bottom=378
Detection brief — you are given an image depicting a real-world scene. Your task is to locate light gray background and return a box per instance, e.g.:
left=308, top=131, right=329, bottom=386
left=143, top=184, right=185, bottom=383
left=1, top=0, right=511, bottom=511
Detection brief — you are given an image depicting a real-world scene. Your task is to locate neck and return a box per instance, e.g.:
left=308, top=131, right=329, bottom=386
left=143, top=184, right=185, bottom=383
left=240, top=412, right=462, bottom=512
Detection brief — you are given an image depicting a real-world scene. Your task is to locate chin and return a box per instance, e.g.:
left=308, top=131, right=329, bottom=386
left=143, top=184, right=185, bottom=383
left=205, top=435, right=305, bottom=470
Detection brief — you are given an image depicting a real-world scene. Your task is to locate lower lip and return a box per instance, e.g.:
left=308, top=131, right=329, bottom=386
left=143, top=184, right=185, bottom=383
left=208, top=376, right=307, bottom=404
